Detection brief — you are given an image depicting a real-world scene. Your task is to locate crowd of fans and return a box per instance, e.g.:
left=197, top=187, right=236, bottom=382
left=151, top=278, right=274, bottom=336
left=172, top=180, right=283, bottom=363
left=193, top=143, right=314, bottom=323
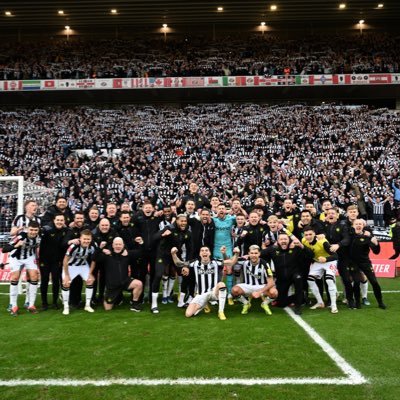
left=0, top=33, right=399, bottom=80
left=0, top=103, right=399, bottom=231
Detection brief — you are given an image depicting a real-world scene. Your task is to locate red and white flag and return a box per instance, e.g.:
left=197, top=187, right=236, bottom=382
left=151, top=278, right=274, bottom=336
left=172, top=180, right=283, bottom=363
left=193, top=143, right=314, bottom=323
left=3, top=81, right=22, bottom=91
left=42, top=80, right=56, bottom=89
left=332, top=75, right=351, bottom=85
left=113, top=78, right=131, bottom=89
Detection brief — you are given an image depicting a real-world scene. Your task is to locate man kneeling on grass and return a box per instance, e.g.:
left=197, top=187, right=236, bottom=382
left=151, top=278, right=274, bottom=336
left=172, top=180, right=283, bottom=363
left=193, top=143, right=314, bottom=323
left=231, top=245, right=278, bottom=316
left=90, top=237, right=143, bottom=312
left=171, top=245, right=239, bottom=320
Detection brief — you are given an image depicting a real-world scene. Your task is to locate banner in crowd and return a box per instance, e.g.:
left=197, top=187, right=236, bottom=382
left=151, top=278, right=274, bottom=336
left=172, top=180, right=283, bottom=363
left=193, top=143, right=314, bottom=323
left=0, top=252, right=28, bottom=282
left=1, top=74, right=400, bottom=92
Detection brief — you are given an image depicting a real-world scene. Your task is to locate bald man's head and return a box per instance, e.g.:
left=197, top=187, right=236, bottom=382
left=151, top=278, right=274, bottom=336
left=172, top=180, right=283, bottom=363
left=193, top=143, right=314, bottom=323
left=112, top=237, right=125, bottom=253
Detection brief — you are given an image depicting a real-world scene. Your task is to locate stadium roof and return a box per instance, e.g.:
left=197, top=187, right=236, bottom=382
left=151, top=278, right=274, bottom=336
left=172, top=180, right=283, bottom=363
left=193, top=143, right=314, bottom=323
left=1, top=1, right=400, bottom=31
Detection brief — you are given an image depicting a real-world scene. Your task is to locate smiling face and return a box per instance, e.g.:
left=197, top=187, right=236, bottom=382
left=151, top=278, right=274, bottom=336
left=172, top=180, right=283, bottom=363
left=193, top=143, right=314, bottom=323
left=217, top=204, right=226, bottom=218
left=27, top=226, right=40, bottom=239
left=231, top=199, right=241, bottom=211
left=185, top=200, right=196, bottom=214
left=112, top=237, right=124, bottom=253
left=304, top=229, right=316, bottom=243
left=176, top=216, right=188, bottom=230
left=200, top=209, right=211, bottom=224
left=74, top=213, right=85, bottom=228
left=322, top=200, right=332, bottom=212
left=353, top=219, right=366, bottom=233
left=189, top=182, right=198, bottom=194
left=53, top=215, right=65, bottom=229
left=56, top=198, right=67, bottom=211
left=88, top=208, right=99, bottom=221
left=142, top=203, right=154, bottom=216
left=347, top=208, right=359, bottom=222
left=249, top=212, right=260, bottom=226
left=236, top=215, right=246, bottom=227
left=211, top=197, right=220, bottom=208
left=277, top=233, right=290, bottom=249
left=283, top=199, right=293, bottom=212
left=99, top=218, right=111, bottom=233
left=326, top=208, right=338, bottom=223
left=106, top=204, right=117, bottom=217
left=248, top=246, right=261, bottom=264
left=300, top=211, right=312, bottom=226
left=120, top=213, right=131, bottom=226
left=80, top=233, right=92, bottom=248
left=199, top=246, right=211, bottom=262
left=267, top=216, right=279, bottom=231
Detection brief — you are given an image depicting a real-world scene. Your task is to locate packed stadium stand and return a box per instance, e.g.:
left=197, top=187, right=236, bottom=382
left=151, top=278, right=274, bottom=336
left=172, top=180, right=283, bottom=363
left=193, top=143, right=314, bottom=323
left=1, top=33, right=399, bottom=80
left=1, top=103, right=399, bottom=231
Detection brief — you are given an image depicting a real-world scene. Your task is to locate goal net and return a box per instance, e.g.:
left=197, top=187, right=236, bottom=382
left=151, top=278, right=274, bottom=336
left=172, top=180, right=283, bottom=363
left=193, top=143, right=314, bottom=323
left=0, top=176, right=58, bottom=281
left=0, top=176, right=58, bottom=242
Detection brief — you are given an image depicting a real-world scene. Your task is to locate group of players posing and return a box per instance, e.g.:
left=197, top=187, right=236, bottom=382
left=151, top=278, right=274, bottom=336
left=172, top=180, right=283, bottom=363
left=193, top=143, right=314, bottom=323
left=3, top=186, right=386, bottom=319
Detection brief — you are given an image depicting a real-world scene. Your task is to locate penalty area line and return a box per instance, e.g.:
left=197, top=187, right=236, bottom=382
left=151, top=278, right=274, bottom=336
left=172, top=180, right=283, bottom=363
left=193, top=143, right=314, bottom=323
left=284, top=307, right=368, bottom=385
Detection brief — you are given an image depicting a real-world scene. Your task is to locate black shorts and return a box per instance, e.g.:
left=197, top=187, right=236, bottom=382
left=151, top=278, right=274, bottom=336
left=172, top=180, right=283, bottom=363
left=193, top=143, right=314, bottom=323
left=104, top=278, right=133, bottom=304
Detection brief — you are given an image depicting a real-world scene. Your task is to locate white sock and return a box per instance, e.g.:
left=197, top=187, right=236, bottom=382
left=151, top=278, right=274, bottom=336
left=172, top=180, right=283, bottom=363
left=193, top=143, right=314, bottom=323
left=178, top=276, right=183, bottom=293
left=162, top=277, right=168, bottom=297
left=29, top=281, right=38, bottom=307
left=238, top=295, right=248, bottom=305
left=326, top=279, right=337, bottom=308
left=178, top=292, right=185, bottom=305
left=24, top=281, right=30, bottom=303
left=308, top=280, right=323, bottom=304
left=218, top=288, right=227, bottom=312
left=62, top=288, right=70, bottom=308
left=10, top=281, right=19, bottom=307
left=361, top=281, right=368, bottom=298
left=85, top=287, right=94, bottom=306
left=151, top=292, right=158, bottom=309
left=167, top=278, right=175, bottom=296
left=18, top=279, right=24, bottom=295
left=262, top=296, right=272, bottom=305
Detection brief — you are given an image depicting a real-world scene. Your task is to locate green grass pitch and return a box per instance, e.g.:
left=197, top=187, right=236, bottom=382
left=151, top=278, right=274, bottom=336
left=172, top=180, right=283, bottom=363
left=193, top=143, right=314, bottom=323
left=0, top=278, right=399, bottom=400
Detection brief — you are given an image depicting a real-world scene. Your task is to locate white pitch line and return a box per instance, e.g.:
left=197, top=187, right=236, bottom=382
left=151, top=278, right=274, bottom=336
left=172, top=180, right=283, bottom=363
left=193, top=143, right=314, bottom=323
left=0, top=377, right=359, bottom=387
left=284, top=307, right=368, bottom=385
left=0, top=302, right=372, bottom=386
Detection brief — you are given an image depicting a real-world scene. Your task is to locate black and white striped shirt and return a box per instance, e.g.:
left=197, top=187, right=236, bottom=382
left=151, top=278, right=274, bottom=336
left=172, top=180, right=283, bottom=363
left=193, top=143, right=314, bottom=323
left=232, top=226, right=245, bottom=254
left=10, top=232, right=40, bottom=260
left=263, top=228, right=285, bottom=246
left=12, top=214, right=42, bottom=231
left=371, top=200, right=384, bottom=215
left=66, top=244, right=96, bottom=267
left=242, top=259, right=273, bottom=286
left=189, top=259, right=223, bottom=294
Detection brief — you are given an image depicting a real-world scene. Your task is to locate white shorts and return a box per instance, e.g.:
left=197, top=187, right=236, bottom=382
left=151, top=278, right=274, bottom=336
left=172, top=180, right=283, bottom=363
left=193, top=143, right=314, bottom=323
left=236, top=283, right=266, bottom=296
left=63, top=265, right=90, bottom=282
left=309, top=261, right=337, bottom=279
left=191, top=289, right=218, bottom=310
left=9, top=256, right=38, bottom=272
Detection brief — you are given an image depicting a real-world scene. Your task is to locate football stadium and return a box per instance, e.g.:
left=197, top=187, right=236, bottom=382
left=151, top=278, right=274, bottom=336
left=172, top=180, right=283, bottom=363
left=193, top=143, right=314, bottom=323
left=0, top=1, right=400, bottom=399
